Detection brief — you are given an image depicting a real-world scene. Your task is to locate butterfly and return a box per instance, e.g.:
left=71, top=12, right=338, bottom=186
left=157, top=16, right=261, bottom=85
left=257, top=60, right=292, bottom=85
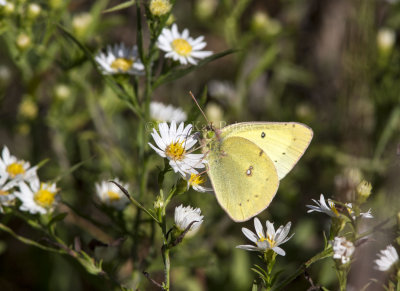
left=203, top=122, right=313, bottom=222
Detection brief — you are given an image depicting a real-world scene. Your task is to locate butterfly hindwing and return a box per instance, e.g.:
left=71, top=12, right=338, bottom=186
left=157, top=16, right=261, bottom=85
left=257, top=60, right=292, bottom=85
left=221, top=122, right=313, bottom=180
left=207, top=136, right=279, bottom=222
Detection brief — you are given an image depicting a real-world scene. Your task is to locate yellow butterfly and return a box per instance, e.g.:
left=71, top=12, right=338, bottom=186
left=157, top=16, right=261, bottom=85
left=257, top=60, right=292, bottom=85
left=203, top=122, right=313, bottom=222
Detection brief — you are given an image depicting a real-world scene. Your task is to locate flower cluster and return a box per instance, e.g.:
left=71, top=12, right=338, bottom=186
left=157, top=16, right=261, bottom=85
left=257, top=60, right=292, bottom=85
left=0, top=146, right=59, bottom=214
left=331, top=237, right=355, bottom=264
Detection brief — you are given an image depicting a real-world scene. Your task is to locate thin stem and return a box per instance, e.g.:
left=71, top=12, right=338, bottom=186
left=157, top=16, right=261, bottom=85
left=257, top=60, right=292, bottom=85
left=163, top=246, right=171, bottom=290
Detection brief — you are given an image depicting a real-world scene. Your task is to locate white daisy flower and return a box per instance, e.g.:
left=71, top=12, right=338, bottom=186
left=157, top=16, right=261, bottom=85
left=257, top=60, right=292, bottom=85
left=0, top=0, right=7, bottom=7
left=374, top=245, right=399, bottom=271
left=331, top=237, right=355, bottom=264
left=95, top=179, right=130, bottom=210
left=345, top=203, right=373, bottom=220
left=95, top=43, right=145, bottom=75
left=185, top=173, right=210, bottom=192
left=14, top=178, right=58, bottom=214
left=150, top=101, right=187, bottom=123
left=0, top=173, right=16, bottom=207
left=148, top=121, right=206, bottom=176
left=236, top=217, right=294, bottom=256
left=157, top=23, right=213, bottom=65
left=0, top=146, right=38, bottom=183
left=306, top=194, right=340, bottom=217
left=174, top=204, right=204, bottom=236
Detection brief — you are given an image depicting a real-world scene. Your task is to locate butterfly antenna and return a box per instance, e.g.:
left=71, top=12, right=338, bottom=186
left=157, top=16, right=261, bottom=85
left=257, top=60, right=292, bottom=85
left=189, top=91, right=209, bottom=124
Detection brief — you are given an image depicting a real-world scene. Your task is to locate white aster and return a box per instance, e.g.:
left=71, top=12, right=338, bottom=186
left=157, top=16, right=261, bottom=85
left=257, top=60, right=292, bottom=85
left=148, top=121, right=206, bottom=176
left=157, top=23, right=213, bottom=65
left=306, top=194, right=340, bottom=217
left=14, top=178, right=58, bottom=214
left=95, top=179, right=130, bottom=210
left=95, top=43, right=144, bottom=75
left=236, top=217, right=293, bottom=256
left=345, top=203, right=373, bottom=220
left=331, top=237, right=355, bottom=264
left=174, top=204, right=204, bottom=236
left=0, top=173, right=16, bottom=207
left=0, top=146, right=38, bottom=183
left=150, top=101, right=187, bottom=123
left=374, top=245, right=399, bottom=271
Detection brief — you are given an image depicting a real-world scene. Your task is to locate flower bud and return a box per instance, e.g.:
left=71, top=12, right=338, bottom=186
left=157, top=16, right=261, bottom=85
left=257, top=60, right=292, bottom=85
left=3, top=2, right=15, bottom=15
left=206, top=102, right=224, bottom=126
left=165, top=14, right=175, bottom=26
left=19, top=97, right=38, bottom=120
left=149, top=0, right=172, bottom=17
left=54, top=84, right=71, bottom=100
left=153, top=196, right=164, bottom=210
left=72, top=13, right=92, bottom=38
left=251, top=11, right=281, bottom=37
left=27, top=3, right=41, bottom=19
left=356, top=180, right=372, bottom=203
left=195, top=0, right=217, bottom=20
left=16, top=33, right=31, bottom=50
left=377, top=28, right=395, bottom=54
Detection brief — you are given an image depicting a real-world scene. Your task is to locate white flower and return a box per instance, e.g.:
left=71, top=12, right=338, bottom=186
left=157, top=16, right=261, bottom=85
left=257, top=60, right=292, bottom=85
left=185, top=173, right=210, bottom=192
left=148, top=121, right=206, bottom=176
left=174, top=204, right=204, bottom=236
left=374, top=245, right=399, bottom=271
left=0, top=173, right=16, bottom=207
left=236, top=217, right=294, bottom=256
left=331, top=237, right=355, bottom=264
left=14, top=178, right=58, bottom=214
left=306, top=194, right=340, bottom=217
left=0, top=146, right=38, bottom=183
left=95, top=43, right=144, bottom=75
left=345, top=203, right=373, bottom=220
left=150, top=101, right=187, bottom=123
left=95, top=179, right=130, bottom=210
left=157, top=23, right=212, bottom=65
left=208, top=80, right=236, bottom=100
left=0, top=0, right=7, bottom=7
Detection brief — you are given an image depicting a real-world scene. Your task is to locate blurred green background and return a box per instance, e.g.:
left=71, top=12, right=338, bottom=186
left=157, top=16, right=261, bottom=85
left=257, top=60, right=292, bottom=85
left=0, top=0, right=399, bottom=290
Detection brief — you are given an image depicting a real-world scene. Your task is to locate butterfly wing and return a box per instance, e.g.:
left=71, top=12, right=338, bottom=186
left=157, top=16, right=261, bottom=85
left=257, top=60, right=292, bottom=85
left=221, top=122, right=313, bottom=180
left=207, top=136, right=279, bottom=222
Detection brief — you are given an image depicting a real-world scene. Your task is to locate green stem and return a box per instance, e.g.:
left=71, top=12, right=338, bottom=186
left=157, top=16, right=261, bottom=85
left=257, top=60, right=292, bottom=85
left=163, top=246, right=171, bottom=290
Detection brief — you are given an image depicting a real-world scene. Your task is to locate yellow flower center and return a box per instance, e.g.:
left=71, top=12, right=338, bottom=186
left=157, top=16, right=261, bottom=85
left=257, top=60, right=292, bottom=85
left=172, top=39, right=192, bottom=56
left=6, top=162, right=26, bottom=178
left=258, top=234, right=276, bottom=248
left=0, top=190, right=9, bottom=195
left=34, top=188, right=56, bottom=208
left=329, top=200, right=340, bottom=216
left=166, top=141, right=186, bottom=160
left=110, top=58, right=134, bottom=72
left=189, top=173, right=206, bottom=186
left=150, top=0, right=172, bottom=16
left=107, top=190, right=121, bottom=201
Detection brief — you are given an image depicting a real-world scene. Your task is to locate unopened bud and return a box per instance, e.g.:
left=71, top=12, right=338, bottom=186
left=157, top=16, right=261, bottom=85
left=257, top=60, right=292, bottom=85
left=27, top=3, right=41, bottom=19
left=72, top=13, right=92, bottom=37
left=377, top=28, right=395, bottom=53
left=166, top=14, right=175, bottom=26
left=149, top=0, right=172, bottom=17
left=19, top=97, right=38, bottom=119
left=153, top=196, right=164, bottom=210
left=356, top=180, right=372, bottom=203
left=16, top=33, right=31, bottom=50
left=54, top=84, right=71, bottom=100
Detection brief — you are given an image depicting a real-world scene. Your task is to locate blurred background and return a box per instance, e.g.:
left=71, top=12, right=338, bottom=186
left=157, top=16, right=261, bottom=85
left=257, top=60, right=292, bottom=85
left=0, top=0, right=399, bottom=290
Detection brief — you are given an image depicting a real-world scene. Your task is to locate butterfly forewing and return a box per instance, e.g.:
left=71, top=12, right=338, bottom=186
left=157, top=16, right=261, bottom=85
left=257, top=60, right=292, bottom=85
left=207, top=137, right=279, bottom=222
left=221, top=122, right=313, bottom=180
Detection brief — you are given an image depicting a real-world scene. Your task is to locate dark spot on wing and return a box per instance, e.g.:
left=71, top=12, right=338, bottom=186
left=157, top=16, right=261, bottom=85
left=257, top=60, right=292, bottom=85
left=255, top=194, right=259, bottom=198
left=259, top=150, right=263, bottom=156
left=261, top=132, right=266, bottom=138
left=239, top=203, right=242, bottom=206
left=282, top=152, right=286, bottom=155
left=274, top=160, right=277, bottom=163
left=247, top=199, right=250, bottom=202
left=292, top=124, right=296, bottom=128
left=284, top=123, right=287, bottom=126
left=246, top=166, right=253, bottom=176
left=293, top=138, right=297, bottom=141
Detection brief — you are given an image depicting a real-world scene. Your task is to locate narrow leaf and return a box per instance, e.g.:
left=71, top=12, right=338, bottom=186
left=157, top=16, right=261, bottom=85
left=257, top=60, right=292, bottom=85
left=103, top=0, right=135, bottom=13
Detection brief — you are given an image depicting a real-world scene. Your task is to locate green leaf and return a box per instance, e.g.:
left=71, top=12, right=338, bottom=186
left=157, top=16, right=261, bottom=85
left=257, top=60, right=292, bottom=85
left=103, top=0, right=135, bottom=13
left=153, top=49, right=236, bottom=88
left=49, top=213, right=68, bottom=226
